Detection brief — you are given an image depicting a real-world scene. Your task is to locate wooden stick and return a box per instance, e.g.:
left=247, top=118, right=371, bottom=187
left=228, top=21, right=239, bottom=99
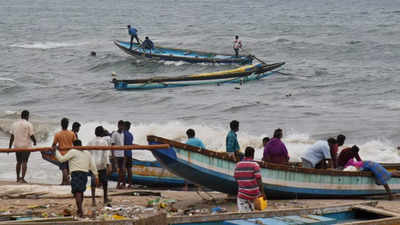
left=0, top=144, right=170, bottom=153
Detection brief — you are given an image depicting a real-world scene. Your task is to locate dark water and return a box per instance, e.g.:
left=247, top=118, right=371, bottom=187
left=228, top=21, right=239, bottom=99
left=1, top=0, right=400, bottom=182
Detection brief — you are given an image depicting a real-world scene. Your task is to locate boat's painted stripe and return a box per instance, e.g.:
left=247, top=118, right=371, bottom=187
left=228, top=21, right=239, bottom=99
left=116, top=71, right=276, bottom=90
left=172, top=147, right=400, bottom=191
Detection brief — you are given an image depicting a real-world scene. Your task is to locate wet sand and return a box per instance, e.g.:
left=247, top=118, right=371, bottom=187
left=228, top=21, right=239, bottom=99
left=1, top=180, right=400, bottom=222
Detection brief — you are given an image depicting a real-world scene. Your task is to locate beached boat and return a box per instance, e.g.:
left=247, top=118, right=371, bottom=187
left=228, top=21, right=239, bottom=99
left=147, top=135, right=400, bottom=199
left=114, top=40, right=253, bottom=64
left=41, top=152, right=185, bottom=187
left=109, top=159, right=186, bottom=187
left=112, top=62, right=284, bottom=90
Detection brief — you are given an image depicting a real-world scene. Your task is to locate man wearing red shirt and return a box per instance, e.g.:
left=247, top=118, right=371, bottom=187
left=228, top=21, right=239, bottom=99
left=234, top=147, right=265, bottom=212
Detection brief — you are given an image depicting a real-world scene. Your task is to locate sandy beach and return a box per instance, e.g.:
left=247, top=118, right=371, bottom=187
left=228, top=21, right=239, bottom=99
left=1, top=180, right=400, bottom=224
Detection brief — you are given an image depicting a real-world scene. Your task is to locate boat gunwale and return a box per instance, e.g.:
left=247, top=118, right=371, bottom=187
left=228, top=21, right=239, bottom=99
left=112, top=63, right=284, bottom=84
left=147, top=135, right=400, bottom=178
left=114, top=40, right=253, bottom=64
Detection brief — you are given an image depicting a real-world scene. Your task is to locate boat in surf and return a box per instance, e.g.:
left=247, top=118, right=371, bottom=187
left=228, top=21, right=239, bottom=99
left=111, top=62, right=285, bottom=90
left=147, top=135, right=400, bottom=199
left=114, top=40, right=253, bottom=64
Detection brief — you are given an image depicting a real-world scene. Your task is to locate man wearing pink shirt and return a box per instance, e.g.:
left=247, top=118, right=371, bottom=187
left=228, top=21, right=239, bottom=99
left=9, top=110, right=37, bottom=183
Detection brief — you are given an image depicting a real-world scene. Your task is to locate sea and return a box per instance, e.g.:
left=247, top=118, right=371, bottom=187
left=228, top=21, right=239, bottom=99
left=1, top=0, right=400, bottom=184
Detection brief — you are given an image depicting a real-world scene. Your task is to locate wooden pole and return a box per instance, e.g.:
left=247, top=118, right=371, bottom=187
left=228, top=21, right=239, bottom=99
left=0, top=144, right=170, bottom=153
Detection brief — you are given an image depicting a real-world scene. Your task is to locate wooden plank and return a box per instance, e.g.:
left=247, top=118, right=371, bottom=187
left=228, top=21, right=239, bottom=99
left=340, top=216, right=400, bottom=225
left=0, top=144, right=170, bottom=153
left=168, top=201, right=377, bottom=224
left=353, top=205, right=400, bottom=217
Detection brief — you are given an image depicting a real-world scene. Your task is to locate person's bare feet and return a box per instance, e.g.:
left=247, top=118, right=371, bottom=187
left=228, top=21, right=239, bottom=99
left=19, top=178, right=28, bottom=183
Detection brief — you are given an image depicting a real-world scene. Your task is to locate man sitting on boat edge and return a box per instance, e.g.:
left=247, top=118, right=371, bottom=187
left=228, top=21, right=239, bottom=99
left=141, top=36, right=154, bottom=56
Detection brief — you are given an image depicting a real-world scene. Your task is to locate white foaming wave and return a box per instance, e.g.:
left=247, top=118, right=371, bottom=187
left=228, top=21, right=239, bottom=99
left=161, top=60, right=187, bottom=66
left=10, top=41, right=89, bottom=49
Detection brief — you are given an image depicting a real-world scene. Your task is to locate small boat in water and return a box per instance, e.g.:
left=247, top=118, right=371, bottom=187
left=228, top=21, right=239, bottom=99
left=112, top=62, right=285, bottom=90
left=147, top=135, right=400, bottom=199
left=114, top=40, right=253, bottom=64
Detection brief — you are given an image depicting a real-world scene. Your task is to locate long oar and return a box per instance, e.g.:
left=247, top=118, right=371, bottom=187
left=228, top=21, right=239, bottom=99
left=0, top=144, right=170, bottom=153
left=241, top=48, right=267, bottom=65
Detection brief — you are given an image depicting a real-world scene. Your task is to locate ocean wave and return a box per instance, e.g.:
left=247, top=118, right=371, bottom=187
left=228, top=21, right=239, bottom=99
left=10, top=41, right=90, bottom=50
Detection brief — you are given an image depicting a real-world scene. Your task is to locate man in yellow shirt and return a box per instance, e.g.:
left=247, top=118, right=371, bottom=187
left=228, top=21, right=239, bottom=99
left=9, top=110, right=37, bottom=183
left=52, top=118, right=76, bottom=185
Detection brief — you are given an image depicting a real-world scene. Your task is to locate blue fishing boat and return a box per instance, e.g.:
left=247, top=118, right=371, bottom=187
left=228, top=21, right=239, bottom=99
left=114, top=40, right=253, bottom=64
left=109, top=158, right=186, bottom=187
left=112, top=62, right=284, bottom=90
left=41, top=152, right=185, bottom=187
left=147, top=135, right=400, bottom=199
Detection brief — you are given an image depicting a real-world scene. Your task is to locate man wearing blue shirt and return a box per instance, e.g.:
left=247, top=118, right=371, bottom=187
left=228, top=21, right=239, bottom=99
left=226, top=120, right=240, bottom=160
left=185, top=129, right=205, bottom=149
left=123, top=121, right=134, bottom=188
left=127, top=25, right=140, bottom=50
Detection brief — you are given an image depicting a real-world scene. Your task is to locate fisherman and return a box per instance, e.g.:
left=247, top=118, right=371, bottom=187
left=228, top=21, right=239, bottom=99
left=72, top=122, right=81, bottom=139
left=337, top=145, right=362, bottom=170
left=111, top=120, right=125, bottom=189
left=185, top=128, right=206, bottom=149
left=234, top=146, right=265, bottom=213
left=262, top=137, right=270, bottom=148
left=263, top=128, right=289, bottom=165
left=9, top=110, right=37, bottom=183
left=301, top=138, right=337, bottom=169
left=331, top=134, right=345, bottom=168
left=141, top=36, right=154, bottom=55
left=127, top=25, right=140, bottom=49
left=88, top=126, right=111, bottom=206
left=233, top=35, right=242, bottom=57
left=345, top=159, right=393, bottom=200
left=123, top=121, right=134, bottom=188
left=52, top=118, right=77, bottom=185
left=54, top=139, right=98, bottom=217
left=226, top=120, right=240, bottom=160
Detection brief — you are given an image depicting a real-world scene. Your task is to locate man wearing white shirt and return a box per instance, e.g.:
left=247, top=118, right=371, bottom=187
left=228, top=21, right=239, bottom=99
left=111, top=120, right=125, bottom=189
left=54, top=139, right=98, bottom=218
left=88, top=126, right=111, bottom=206
left=301, top=138, right=337, bottom=169
left=9, top=110, right=37, bottom=183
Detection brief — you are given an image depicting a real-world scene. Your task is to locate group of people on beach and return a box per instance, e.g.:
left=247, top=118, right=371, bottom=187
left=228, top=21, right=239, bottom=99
left=8, top=110, right=139, bottom=217
left=216, top=120, right=394, bottom=212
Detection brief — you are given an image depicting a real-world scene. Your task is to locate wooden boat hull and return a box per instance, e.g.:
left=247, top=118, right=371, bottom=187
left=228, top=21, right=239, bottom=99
left=112, top=62, right=284, bottom=90
left=41, top=152, right=185, bottom=187
left=147, top=135, right=400, bottom=199
left=114, top=40, right=253, bottom=64
left=109, top=159, right=185, bottom=187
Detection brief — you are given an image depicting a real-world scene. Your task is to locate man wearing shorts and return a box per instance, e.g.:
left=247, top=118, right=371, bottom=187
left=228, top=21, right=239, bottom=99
left=52, top=118, right=76, bottom=185
left=55, top=139, right=98, bottom=217
left=88, top=126, right=111, bottom=206
left=111, top=120, right=125, bottom=189
left=9, top=110, right=37, bottom=183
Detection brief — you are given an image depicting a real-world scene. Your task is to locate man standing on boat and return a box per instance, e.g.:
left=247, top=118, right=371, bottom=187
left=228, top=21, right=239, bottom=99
left=234, top=146, right=265, bottom=213
left=233, top=35, right=242, bottom=57
left=123, top=121, right=134, bottom=188
left=52, top=118, right=77, bottom=185
left=111, top=120, right=125, bottom=189
left=226, top=120, right=240, bottom=160
left=127, top=25, right=140, bottom=50
left=301, top=138, right=337, bottom=169
left=9, top=110, right=37, bottom=183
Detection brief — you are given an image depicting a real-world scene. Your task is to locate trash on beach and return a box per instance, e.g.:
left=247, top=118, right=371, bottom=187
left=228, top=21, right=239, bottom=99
left=211, top=207, right=226, bottom=214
